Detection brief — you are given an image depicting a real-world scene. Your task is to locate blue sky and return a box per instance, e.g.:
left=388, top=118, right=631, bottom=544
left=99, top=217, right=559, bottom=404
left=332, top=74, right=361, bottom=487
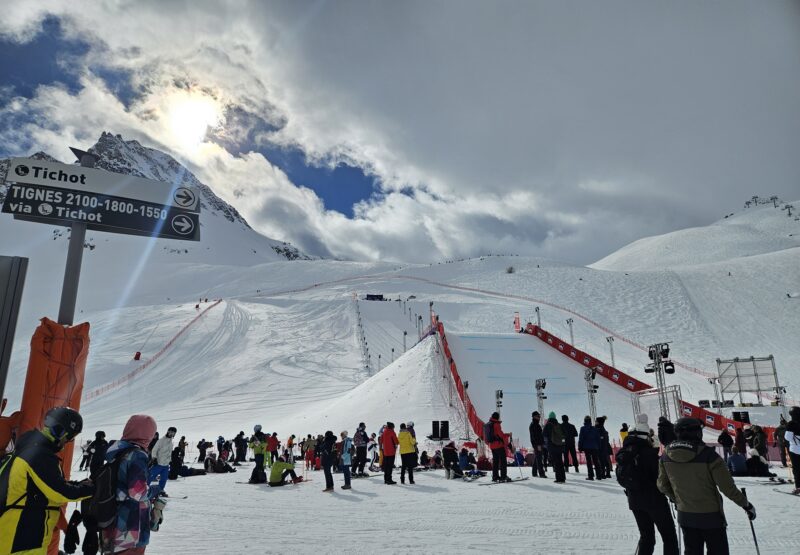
left=1, top=3, right=798, bottom=264
left=0, top=16, right=378, bottom=218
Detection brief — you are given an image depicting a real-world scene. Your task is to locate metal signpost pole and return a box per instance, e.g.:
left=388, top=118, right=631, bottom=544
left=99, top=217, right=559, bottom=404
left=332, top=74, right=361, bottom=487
left=57, top=152, right=96, bottom=325
left=566, top=318, right=574, bottom=344
left=535, top=306, right=541, bottom=327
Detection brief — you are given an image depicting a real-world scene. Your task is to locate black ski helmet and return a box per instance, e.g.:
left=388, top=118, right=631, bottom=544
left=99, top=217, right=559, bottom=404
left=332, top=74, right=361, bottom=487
left=674, top=417, right=703, bottom=440
left=44, top=407, right=83, bottom=442
left=790, top=406, right=800, bottom=421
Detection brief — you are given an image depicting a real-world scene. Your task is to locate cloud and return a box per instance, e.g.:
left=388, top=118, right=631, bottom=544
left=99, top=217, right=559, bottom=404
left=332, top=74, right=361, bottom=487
left=1, top=1, right=799, bottom=263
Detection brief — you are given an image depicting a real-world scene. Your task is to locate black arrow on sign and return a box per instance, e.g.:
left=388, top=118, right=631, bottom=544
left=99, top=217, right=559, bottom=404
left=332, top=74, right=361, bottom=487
left=174, top=188, right=196, bottom=207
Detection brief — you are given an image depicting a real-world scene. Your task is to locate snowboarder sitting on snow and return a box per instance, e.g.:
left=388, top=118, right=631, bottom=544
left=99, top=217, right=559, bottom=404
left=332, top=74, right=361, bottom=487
left=419, top=451, right=430, bottom=468
left=726, top=446, right=747, bottom=477
left=459, top=448, right=475, bottom=471
left=204, top=452, right=236, bottom=474
left=269, top=456, right=301, bottom=486
left=443, top=442, right=463, bottom=479
left=745, top=448, right=775, bottom=478
left=431, top=450, right=444, bottom=469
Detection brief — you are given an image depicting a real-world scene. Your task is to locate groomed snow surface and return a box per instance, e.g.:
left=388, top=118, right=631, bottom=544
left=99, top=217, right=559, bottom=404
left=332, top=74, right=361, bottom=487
left=69, top=455, right=799, bottom=555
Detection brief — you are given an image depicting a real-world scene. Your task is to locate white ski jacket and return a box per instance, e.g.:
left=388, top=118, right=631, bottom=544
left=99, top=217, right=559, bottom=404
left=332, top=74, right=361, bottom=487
left=152, top=436, right=174, bottom=465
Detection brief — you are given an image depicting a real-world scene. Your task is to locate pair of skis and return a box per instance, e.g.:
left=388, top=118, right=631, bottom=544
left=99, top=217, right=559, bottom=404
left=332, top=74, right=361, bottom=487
left=478, top=477, right=529, bottom=486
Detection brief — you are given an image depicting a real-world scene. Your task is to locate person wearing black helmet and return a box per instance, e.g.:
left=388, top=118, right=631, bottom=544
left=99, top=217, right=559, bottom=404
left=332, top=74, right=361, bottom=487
left=657, top=417, right=755, bottom=554
left=0, top=407, right=95, bottom=554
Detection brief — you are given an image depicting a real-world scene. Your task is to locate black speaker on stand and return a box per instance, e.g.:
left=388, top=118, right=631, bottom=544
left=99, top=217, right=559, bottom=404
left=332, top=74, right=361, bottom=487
left=431, top=420, right=440, bottom=439
left=440, top=420, right=450, bottom=440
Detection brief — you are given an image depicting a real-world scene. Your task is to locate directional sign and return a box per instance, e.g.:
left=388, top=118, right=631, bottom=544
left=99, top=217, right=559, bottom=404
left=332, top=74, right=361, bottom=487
left=173, top=187, right=197, bottom=209
left=2, top=182, right=200, bottom=241
left=6, top=157, right=200, bottom=211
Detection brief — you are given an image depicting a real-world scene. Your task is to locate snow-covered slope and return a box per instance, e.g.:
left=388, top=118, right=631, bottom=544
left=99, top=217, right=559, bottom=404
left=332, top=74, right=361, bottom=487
left=591, top=199, right=800, bottom=271
left=0, top=133, right=309, bottom=328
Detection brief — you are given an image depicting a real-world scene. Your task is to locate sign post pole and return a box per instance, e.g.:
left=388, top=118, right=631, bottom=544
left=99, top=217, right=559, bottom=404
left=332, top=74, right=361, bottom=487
left=57, top=152, right=96, bottom=326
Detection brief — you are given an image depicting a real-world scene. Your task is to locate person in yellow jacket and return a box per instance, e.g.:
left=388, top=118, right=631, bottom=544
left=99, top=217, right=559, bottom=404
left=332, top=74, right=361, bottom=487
left=398, top=423, right=417, bottom=484
left=0, top=407, right=95, bottom=555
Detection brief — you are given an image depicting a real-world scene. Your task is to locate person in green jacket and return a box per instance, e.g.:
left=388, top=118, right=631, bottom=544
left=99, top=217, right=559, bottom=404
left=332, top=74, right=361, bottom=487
left=657, top=418, right=755, bottom=554
left=268, top=456, right=300, bottom=486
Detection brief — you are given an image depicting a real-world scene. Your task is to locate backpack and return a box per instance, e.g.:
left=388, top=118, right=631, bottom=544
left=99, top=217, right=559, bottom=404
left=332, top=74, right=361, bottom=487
left=614, top=443, right=645, bottom=492
left=85, top=447, right=135, bottom=529
left=483, top=421, right=495, bottom=443
left=0, top=452, right=24, bottom=518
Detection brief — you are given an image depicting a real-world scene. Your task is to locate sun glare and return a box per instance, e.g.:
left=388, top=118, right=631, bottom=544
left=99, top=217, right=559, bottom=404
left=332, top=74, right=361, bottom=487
left=166, top=92, right=222, bottom=150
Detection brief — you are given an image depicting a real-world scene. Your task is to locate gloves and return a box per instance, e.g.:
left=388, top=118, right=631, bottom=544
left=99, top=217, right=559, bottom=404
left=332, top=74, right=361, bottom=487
left=745, top=503, right=756, bottom=521
left=63, top=510, right=82, bottom=553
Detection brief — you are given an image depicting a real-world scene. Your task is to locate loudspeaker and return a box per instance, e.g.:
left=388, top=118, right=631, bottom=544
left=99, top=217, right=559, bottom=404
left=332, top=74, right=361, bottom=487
left=732, top=411, right=751, bottom=424
left=432, top=420, right=440, bottom=439
left=440, top=420, right=449, bottom=440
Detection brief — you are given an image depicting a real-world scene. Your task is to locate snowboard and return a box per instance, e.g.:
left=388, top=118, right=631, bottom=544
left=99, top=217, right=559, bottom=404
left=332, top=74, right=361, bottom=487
left=478, top=477, right=529, bottom=486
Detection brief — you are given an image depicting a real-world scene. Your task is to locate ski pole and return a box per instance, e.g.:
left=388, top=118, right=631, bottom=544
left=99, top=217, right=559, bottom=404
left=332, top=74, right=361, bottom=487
left=742, top=488, right=760, bottom=555
left=669, top=501, right=681, bottom=554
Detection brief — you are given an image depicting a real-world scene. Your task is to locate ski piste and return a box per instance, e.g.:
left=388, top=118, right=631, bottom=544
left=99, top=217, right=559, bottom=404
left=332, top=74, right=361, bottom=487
left=478, top=477, right=529, bottom=486
left=772, top=489, right=800, bottom=497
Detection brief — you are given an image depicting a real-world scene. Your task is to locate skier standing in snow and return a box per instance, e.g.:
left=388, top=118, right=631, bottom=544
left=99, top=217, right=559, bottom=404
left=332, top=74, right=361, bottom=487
left=101, top=414, right=158, bottom=555
left=543, top=412, right=566, bottom=483
left=596, top=417, right=612, bottom=479
left=619, top=423, right=629, bottom=442
left=352, top=423, right=369, bottom=476
left=733, top=426, right=746, bottom=455
left=617, top=417, right=679, bottom=555
left=197, top=438, right=208, bottom=463
left=381, top=422, right=399, bottom=484
left=774, top=416, right=788, bottom=467
left=398, top=423, right=417, bottom=484
left=578, top=415, right=602, bottom=480
left=657, top=417, right=755, bottom=553
left=487, top=412, right=510, bottom=482
left=783, top=406, right=800, bottom=492
left=78, top=439, right=92, bottom=471
left=234, top=431, right=248, bottom=463
left=339, top=431, right=353, bottom=490
left=717, top=429, right=733, bottom=463
left=150, top=426, right=176, bottom=497
left=0, top=407, right=95, bottom=555
left=368, top=432, right=379, bottom=471
left=321, top=430, right=338, bottom=492
left=266, top=433, right=280, bottom=467
left=528, top=411, right=547, bottom=478
left=561, top=415, right=579, bottom=473
left=249, top=425, right=268, bottom=483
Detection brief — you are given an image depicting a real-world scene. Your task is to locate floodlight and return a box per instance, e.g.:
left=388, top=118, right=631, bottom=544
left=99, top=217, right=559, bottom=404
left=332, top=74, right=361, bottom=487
left=660, top=344, right=670, bottom=359
left=664, top=361, right=675, bottom=374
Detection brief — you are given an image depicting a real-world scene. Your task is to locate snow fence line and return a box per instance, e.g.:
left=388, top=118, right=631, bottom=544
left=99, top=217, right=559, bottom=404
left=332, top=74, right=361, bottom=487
left=83, top=300, right=224, bottom=401
left=524, top=323, right=778, bottom=443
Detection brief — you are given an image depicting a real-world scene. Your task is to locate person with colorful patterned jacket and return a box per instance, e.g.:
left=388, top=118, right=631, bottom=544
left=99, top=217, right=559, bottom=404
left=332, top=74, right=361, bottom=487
left=101, top=414, right=157, bottom=555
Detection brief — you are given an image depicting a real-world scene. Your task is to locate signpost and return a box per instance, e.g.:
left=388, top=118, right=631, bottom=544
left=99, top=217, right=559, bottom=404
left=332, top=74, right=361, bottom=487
left=1, top=151, right=202, bottom=325
left=0, top=256, right=27, bottom=401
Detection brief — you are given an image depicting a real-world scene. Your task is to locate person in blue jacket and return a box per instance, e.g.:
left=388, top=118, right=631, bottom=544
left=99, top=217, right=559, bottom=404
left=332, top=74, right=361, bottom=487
left=578, top=415, right=603, bottom=480
left=726, top=446, right=748, bottom=476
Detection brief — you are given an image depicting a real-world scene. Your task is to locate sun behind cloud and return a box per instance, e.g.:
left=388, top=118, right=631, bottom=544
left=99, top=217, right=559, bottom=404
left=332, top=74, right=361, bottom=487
left=164, top=90, right=222, bottom=151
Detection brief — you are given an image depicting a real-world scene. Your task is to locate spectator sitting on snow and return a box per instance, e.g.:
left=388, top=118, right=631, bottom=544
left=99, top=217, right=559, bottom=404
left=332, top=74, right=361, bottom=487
left=459, top=448, right=475, bottom=471
left=443, top=442, right=462, bottom=479
left=204, top=452, right=237, bottom=474
left=419, top=451, right=431, bottom=468
left=432, top=450, right=444, bottom=469
left=269, top=456, right=301, bottom=486
left=745, top=448, right=775, bottom=478
left=726, top=447, right=747, bottom=477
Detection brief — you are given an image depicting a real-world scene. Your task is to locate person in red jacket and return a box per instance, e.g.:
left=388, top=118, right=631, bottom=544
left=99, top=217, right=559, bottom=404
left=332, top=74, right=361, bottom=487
left=381, top=422, right=399, bottom=484
left=488, top=412, right=511, bottom=482
left=267, top=433, right=280, bottom=467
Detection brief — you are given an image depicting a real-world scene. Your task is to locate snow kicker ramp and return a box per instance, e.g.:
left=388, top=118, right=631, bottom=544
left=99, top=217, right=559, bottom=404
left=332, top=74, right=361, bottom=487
left=446, top=332, right=635, bottom=447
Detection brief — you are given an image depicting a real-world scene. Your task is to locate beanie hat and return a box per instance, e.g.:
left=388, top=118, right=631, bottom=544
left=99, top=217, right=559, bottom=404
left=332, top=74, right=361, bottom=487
left=631, top=421, right=650, bottom=436
left=532, top=411, right=540, bottom=418
left=548, top=411, right=557, bottom=420
left=636, top=413, right=649, bottom=425
left=121, top=414, right=157, bottom=449
left=491, top=412, right=500, bottom=420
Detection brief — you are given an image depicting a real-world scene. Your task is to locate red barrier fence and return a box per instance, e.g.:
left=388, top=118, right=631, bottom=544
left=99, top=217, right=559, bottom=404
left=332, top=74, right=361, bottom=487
left=435, top=320, right=487, bottom=442
left=83, top=300, right=223, bottom=401
left=524, top=323, right=776, bottom=441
